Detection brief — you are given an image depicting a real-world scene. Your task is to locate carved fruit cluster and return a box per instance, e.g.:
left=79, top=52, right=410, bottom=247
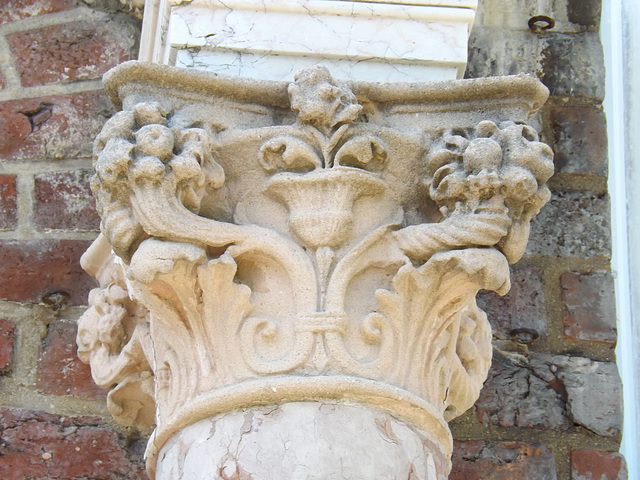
left=425, top=120, right=554, bottom=263
left=427, top=121, right=553, bottom=222
left=91, top=102, right=225, bottom=261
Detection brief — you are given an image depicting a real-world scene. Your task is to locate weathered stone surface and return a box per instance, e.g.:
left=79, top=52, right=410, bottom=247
left=526, top=191, right=611, bottom=257
left=7, top=18, right=138, bottom=87
left=562, top=271, right=617, bottom=344
left=467, top=29, right=605, bottom=101
left=541, top=33, right=605, bottom=100
left=0, top=174, right=18, bottom=230
left=555, top=355, right=622, bottom=437
left=0, top=319, right=16, bottom=375
left=37, top=322, right=106, bottom=398
left=571, top=450, right=628, bottom=480
left=476, top=352, right=566, bottom=429
left=158, top=402, right=449, bottom=480
left=0, top=407, right=146, bottom=480
left=477, top=266, right=546, bottom=341
left=34, top=169, right=99, bottom=230
left=0, top=0, right=77, bottom=24
left=450, top=441, right=558, bottom=480
left=551, top=106, right=608, bottom=176
left=474, top=0, right=600, bottom=31
left=0, top=92, right=115, bottom=160
left=476, top=352, right=622, bottom=437
left=467, top=28, right=544, bottom=80
left=0, top=239, right=95, bottom=305
left=78, top=62, right=553, bottom=476
left=567, top=0, right=602, bottom=28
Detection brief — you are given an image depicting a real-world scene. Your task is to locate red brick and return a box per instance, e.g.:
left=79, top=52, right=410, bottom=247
left=35, top=169, right=99, bottom=230
left=550, top=106, right=608, bottom=176
left=0, top=319, right=16, bottom=375
left=37, top=321, right=105, bottom=398
left=561, top=271, right=617, bottom=344
left=0, top=174, right=18, bottom=230
left=571, top=450, right=627, bottom=480
left=0, top=109, right=32, bottom=158
left=7, top=20, right=136, bottom=87
left=0, top=407, right=147, bottom=480
left=0, top=91, right=114, bottom=160
left=450, top=441, right=558, bottom=480
left=0, top=0, right=78, bottom=24
left=478, top=266, right=546, bottom=342
left=0, top=239, right=96, bottom=306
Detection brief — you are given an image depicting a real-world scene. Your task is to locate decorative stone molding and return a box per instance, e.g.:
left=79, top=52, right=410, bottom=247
left=78, top=61, right=552, bottom=479
left=139, top=0, right=478, bottom=82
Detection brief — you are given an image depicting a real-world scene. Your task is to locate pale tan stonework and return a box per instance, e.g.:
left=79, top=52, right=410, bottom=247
left=77, top=61, right=552, bottom=479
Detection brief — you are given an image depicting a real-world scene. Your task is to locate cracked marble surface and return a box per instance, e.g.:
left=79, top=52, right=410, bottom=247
left=166, top=0, right=475, bottom=81
left=155, top=402, right=446, bottom=480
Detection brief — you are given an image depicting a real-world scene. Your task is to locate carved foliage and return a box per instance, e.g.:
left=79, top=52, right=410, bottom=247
left=77, top=236, right=155, bottom=429
left=395, top=121, right=554, bottom=264
left=79, top=66, right=552, bottom=439
left=92, top=102, right=225, bottom=261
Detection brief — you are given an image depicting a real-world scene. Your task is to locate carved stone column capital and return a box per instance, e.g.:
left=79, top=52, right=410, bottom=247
left=78, top=61, right=552, bottom=479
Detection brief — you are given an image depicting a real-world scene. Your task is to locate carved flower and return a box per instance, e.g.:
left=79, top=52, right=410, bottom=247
left=288, top=66, right=362, bottom=134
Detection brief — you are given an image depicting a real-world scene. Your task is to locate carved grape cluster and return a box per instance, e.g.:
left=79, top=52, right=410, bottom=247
left=427, top=120, right=553, bottom=220
left=91, top=102, right=225, bottom=261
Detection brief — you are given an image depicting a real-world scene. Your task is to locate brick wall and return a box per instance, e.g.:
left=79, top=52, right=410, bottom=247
left=0, top=1, right=625, bottom=479
left=0, top=1, right=147, bottom=478
left=450, top=1, right=627, bottom=479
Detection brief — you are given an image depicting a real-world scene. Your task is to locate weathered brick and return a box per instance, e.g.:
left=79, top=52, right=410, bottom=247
left=562, top=271, right=617, bottom=344
left=0, top=109, right=32, bottom=158
left=476, top=352, right=622, bottom=437
left=0, top=174, right=18, bottom=230
left=451, top=441, right=557, bottom=480
left=0, top=407, right=147, bottom=480
left=567, top=0, right=602, bottom=29
left=467, top=29, right=605, bottom=101
left=7, top=18, right=137, bottom=87
left=0, top=239, right=95, bottom=306
left=526, top=191, right=611, bottom=258
left=37, top=321, right=105, bottom=398
left=467, top=28, right=543, bottom=80
left=0, top=319, right=16, bottom=375
left=571, top=450, right=628, bottom=480
left=551, top=106, right=608, bottom=176
left=0, top=91, right=114, bottom=160
left=0, top=0, right=78, bottom=24
left=476, top=352, right=566, bottom=430
left=478, top=266, right=546, bottom=342
left=475, top=0, right=596, bottom=32
left=35, top=169, right=99, bottom=230
left=541, top=32, right=605, bottom=100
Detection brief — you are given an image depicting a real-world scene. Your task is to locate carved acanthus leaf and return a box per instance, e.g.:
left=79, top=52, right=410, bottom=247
left=78, top=64, right=553, bottom=470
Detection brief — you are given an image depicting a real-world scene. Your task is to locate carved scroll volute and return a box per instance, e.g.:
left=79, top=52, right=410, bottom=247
left=77, top=62, right=552, bottom=478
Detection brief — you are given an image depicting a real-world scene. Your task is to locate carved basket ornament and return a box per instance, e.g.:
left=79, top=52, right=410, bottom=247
left=78, top=61, right=552, bottom=478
